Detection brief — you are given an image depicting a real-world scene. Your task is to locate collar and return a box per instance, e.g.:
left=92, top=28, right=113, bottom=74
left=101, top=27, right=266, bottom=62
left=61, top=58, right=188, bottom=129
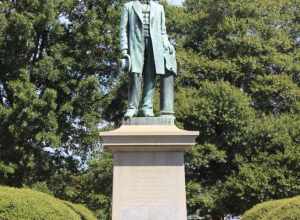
left=140, top=0, right=150, bottom=4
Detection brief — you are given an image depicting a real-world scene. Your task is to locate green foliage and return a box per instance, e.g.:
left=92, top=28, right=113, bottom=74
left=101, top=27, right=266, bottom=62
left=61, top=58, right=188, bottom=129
left=166, top=0, right=300, bottom=218
left=176, top=80, right=255, bottom=145
left=64, top=201, right=98, bottom=220
left=78, top=153, right=113, bottom=219
left=0, top=162, right=15, bottom=178
left=175, top=80, right=256, bottom=217
left=29, top=181, right=54, bottom=195
left=180, top=0, right=300, bottom=88
left=221, top=115, right=300, bottom=215
left=46, top=152, right=113, bottom=220
left=0, top=0, right=123, bottom=186
left=250, top=75, right=300, bottom=114
left=0, top=0, right=121, bottom=217
left=242, top=196, right=300, bottom=220
left=0, top=186, right=96, bottom=220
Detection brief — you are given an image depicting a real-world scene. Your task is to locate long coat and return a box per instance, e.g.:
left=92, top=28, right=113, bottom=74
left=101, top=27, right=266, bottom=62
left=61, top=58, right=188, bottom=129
left=120, top=1, right=169, bottom=75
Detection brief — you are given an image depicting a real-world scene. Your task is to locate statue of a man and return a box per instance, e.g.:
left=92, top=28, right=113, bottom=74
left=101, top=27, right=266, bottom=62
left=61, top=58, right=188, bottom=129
left=120, top=0, right=176, bottom=118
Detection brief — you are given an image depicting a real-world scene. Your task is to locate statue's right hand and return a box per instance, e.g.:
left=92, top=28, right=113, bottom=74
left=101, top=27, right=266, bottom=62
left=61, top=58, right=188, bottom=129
left=119, top=53, right=131, bottom=73
left=121, top=49, right=128, bottom=56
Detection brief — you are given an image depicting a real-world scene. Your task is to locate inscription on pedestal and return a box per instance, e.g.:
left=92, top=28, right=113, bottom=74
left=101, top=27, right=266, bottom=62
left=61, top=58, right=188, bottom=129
left=113, top=152, right=186, bottom=220
left=126, top=167, right=177, bottom=205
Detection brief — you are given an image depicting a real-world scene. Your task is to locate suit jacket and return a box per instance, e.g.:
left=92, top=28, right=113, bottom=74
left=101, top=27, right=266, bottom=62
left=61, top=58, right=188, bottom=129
left=120, top=1, right=169, bottom=75
left=164, top=45, right=177, bottom=75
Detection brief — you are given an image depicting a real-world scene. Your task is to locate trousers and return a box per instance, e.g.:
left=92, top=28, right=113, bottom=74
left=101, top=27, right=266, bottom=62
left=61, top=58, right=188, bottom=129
left=127, top=37, right=156, bottom=114
left=160, top=72, right=174, bottom=115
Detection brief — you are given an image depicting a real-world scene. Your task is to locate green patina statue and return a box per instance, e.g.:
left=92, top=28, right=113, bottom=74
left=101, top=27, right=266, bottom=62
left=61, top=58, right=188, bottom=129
left=119, top=0, right=177, bottom=118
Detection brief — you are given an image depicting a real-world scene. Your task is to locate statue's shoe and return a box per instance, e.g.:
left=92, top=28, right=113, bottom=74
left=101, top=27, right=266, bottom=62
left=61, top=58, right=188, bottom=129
left=124, top=109, right=137, bottom=118
left=141, top=110, right=154, bottom=117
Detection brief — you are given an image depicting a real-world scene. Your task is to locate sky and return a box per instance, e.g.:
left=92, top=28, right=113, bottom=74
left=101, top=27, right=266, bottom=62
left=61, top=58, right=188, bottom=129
left=170, top=0, right=184, bottom=5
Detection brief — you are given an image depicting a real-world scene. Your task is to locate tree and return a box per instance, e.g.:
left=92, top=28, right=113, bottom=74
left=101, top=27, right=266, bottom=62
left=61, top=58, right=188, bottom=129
left=175, top=81, right=256, bottom=218
left=165, top=0, right=300, bottom=218
left=0, top=0, right=121, bottom=186
left=0, top=1, right=124, bottom=218
left=46, top=152, right=113, bottom=220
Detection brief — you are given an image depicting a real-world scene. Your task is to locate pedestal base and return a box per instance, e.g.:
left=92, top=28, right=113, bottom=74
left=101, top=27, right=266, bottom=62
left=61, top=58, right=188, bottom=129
left=113, top=151, right=186, bottom=220
left=100, top=117, right=198, bottom=220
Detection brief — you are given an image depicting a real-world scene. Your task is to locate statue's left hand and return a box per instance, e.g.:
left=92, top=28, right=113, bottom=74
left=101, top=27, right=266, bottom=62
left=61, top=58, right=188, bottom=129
left=163, top=42, right=172, bottom=54
left=167, top=43, right=174, bottom=55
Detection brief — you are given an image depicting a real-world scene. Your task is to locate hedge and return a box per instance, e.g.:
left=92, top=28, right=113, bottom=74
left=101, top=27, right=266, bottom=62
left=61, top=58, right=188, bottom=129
left=0, top=186, right=96, bottom=220
left=242, top=196, right=300, bottom=220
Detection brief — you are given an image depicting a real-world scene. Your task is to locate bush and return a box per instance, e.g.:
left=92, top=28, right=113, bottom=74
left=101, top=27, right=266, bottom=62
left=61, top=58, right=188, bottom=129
left=0, top=186, right=96, bottom=220
left=242, top=196, right=300, bottom=220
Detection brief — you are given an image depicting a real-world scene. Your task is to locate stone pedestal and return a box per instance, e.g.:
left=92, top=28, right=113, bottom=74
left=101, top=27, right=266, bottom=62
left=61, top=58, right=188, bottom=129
left=100, top=117, right=198, bottom=220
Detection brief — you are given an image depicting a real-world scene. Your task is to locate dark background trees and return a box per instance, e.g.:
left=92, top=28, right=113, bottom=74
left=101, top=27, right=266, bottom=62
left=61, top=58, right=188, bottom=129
left=0, top=0, right=121, bottom=218
left=171, top=0, right=300, bottom=218
left=0, top=0, right=299, bottom=219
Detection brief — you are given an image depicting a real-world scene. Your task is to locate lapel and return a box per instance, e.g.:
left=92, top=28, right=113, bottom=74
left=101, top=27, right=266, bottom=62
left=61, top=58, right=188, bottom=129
left=133, top=1, right=143, bottom=23
left=150, top=1, right=155, bottom=23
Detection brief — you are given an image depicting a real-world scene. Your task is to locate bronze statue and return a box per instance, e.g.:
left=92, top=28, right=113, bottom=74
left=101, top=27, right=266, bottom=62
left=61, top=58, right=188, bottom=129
left=120, top=0, right=177, bottom=118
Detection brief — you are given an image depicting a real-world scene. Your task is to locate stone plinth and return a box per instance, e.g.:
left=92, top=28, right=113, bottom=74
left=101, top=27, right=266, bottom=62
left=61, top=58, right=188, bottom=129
left=100, top=117, right=198, bottom=220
